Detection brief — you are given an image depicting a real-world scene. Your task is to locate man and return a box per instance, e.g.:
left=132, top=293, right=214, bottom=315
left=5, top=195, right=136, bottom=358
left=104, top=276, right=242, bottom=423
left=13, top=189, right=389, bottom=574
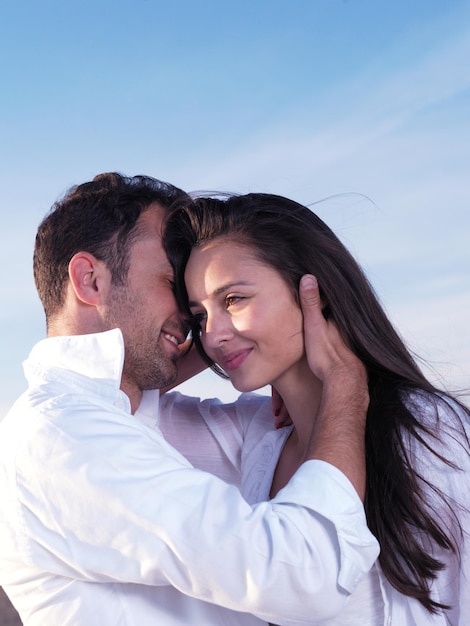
left=0, top=173, right=378, bottom=625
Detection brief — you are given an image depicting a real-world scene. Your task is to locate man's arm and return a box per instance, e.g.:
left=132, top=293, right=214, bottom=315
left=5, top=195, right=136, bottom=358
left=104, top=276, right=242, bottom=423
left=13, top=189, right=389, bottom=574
left=299, top=274, right=368, bottom=500
left=20, top=408, right=377, bottom=625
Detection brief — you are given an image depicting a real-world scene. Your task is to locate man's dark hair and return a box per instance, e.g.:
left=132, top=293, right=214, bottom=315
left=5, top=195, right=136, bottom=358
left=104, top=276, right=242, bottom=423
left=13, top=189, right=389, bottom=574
left=33, top=172, right=188, bottom=322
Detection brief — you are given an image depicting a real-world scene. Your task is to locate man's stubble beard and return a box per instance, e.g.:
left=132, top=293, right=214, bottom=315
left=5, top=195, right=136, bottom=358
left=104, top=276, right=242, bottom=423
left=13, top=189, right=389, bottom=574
left=125, top=337, right=178, bottom=391
left=103, top=290, right=178, bottom=392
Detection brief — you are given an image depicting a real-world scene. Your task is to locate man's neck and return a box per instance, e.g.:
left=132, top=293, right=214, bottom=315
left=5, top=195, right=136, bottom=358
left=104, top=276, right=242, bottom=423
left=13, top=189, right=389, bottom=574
left=120, top=379, right=143, bottom=415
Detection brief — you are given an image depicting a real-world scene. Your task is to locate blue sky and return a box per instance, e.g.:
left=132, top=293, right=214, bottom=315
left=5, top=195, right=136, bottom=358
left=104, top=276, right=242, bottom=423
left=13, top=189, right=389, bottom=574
left=1, top=0, right=469, bottom=414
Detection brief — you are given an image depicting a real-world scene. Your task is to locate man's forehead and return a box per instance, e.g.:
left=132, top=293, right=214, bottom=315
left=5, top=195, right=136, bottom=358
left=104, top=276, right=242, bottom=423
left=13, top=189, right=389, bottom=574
left=131, top=206, right=173, bottom=269
left=137, top=202, right=167, bottom=235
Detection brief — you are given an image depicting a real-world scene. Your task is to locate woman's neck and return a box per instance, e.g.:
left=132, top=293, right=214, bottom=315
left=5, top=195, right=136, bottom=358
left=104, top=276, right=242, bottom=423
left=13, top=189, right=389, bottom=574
left=274, top=356, right=323, bottom=444
left=270, top=358, right=323, bottom=497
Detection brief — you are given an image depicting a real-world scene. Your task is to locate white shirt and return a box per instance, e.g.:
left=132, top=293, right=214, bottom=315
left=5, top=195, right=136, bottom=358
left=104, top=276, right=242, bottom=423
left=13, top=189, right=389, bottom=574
left=159, top=389, right=470, bottom=625
left=0, top=329, right=379, bottom=626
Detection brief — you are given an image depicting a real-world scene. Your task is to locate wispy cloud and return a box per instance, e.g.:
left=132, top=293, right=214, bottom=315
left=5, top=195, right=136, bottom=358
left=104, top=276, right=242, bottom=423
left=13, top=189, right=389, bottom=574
left=1, top=4, right=469, bottom=415
left=165, top=19, right=470, bottom=401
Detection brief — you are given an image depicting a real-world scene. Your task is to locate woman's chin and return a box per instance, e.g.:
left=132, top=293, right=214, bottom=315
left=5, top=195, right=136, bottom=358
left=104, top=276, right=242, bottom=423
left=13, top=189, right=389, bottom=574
left=230, top=376, right=267, bottom=394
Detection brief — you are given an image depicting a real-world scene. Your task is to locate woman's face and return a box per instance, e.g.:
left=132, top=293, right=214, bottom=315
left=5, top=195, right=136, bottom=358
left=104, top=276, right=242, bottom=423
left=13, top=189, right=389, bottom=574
left=184, top=239, right=306, bottom=392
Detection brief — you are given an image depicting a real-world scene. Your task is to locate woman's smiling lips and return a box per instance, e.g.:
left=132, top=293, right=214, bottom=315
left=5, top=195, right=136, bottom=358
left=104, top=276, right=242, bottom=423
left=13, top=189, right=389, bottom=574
left=219, top=348, right=252, bottom=371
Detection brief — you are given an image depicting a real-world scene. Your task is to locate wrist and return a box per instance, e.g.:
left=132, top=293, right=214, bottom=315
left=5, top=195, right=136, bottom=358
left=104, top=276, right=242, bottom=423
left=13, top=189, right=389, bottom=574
left=321, top=365, right=369, bottom=414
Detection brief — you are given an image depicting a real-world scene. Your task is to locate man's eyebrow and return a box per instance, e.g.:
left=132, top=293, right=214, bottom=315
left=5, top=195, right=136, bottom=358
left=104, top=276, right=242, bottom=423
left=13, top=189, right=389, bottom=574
left=188, top=281, right=255, bottom=307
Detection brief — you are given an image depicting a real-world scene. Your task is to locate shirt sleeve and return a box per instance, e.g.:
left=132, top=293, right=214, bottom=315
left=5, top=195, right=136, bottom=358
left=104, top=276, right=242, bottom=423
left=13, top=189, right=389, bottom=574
left=18, top=400, right=379, bottom=626
left=158, top=391, right=275, bottom=485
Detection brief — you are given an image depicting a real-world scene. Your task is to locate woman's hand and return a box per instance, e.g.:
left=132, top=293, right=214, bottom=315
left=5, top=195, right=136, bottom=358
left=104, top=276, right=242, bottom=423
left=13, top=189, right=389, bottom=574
left=271, top=387, right=292, bottom=429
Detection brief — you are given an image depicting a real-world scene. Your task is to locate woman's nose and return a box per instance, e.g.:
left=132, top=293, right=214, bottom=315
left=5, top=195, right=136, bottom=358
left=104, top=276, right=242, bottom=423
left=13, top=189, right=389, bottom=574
left=203, top=314, right=233, bottom=348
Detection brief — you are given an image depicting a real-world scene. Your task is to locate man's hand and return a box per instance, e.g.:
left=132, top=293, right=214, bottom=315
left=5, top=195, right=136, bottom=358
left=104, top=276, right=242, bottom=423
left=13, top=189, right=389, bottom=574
left=299, top=275, right=369, bottom=500
left=299, top=274, right=367, bottom=390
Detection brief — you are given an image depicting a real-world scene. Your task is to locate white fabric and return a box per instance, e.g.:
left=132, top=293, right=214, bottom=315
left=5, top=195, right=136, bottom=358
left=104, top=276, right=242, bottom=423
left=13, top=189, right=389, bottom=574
left=0, top=329, right=379, bottom=626
left=159, top=388, right=470, bottom=625
left=237, top=411, right=383, bottom=626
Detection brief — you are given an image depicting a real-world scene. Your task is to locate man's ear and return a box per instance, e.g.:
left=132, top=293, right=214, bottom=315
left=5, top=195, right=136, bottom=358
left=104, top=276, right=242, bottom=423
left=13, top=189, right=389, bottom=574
left=68, top=252, right=109, bottom=306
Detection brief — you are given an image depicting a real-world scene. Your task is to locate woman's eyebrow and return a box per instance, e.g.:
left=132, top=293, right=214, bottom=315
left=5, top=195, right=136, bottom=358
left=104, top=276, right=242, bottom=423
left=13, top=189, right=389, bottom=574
left=213, top=281, right=253, bottom=295
left=188, top=281, right=254, bottom=307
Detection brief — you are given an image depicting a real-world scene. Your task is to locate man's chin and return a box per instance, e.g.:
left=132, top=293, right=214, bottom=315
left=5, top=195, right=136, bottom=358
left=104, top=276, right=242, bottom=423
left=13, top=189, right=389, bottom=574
left=138, top=361, right=178, bottom=392
left=156, top=361, right=179, bottom=390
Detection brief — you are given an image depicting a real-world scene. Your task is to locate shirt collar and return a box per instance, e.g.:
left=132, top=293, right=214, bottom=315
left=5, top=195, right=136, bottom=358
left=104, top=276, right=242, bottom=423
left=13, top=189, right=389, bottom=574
left=136, top=389, right=161, bottom=428
left=23, top=329, right=126, bottom=397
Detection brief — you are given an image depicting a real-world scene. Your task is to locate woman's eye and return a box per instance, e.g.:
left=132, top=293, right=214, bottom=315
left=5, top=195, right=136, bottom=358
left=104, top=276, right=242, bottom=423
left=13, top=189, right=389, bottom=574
left=192, top=312, right=207, bottom=326
left=225, top=295, right=242, bottom=308
left=188, top=312, right=206, bottom=337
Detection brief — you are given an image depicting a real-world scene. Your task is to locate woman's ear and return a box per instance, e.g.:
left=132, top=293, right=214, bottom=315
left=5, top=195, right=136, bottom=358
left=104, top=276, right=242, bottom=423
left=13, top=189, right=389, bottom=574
left=68, top=252, right=109, bottom=306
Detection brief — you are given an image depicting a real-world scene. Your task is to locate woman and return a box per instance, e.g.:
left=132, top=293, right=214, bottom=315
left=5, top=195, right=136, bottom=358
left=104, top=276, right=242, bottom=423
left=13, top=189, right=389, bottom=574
left=164, top=192, right=470, bottom=625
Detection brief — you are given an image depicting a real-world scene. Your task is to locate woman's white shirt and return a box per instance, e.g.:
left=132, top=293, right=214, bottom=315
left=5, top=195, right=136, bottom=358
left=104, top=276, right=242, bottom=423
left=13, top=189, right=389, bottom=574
left=157, top=389, right=470, bottom=625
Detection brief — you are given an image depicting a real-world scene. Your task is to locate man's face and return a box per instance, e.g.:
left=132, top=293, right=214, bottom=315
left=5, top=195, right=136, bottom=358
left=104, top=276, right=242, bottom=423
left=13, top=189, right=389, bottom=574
left=103, top=203, right=186, bottom=400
